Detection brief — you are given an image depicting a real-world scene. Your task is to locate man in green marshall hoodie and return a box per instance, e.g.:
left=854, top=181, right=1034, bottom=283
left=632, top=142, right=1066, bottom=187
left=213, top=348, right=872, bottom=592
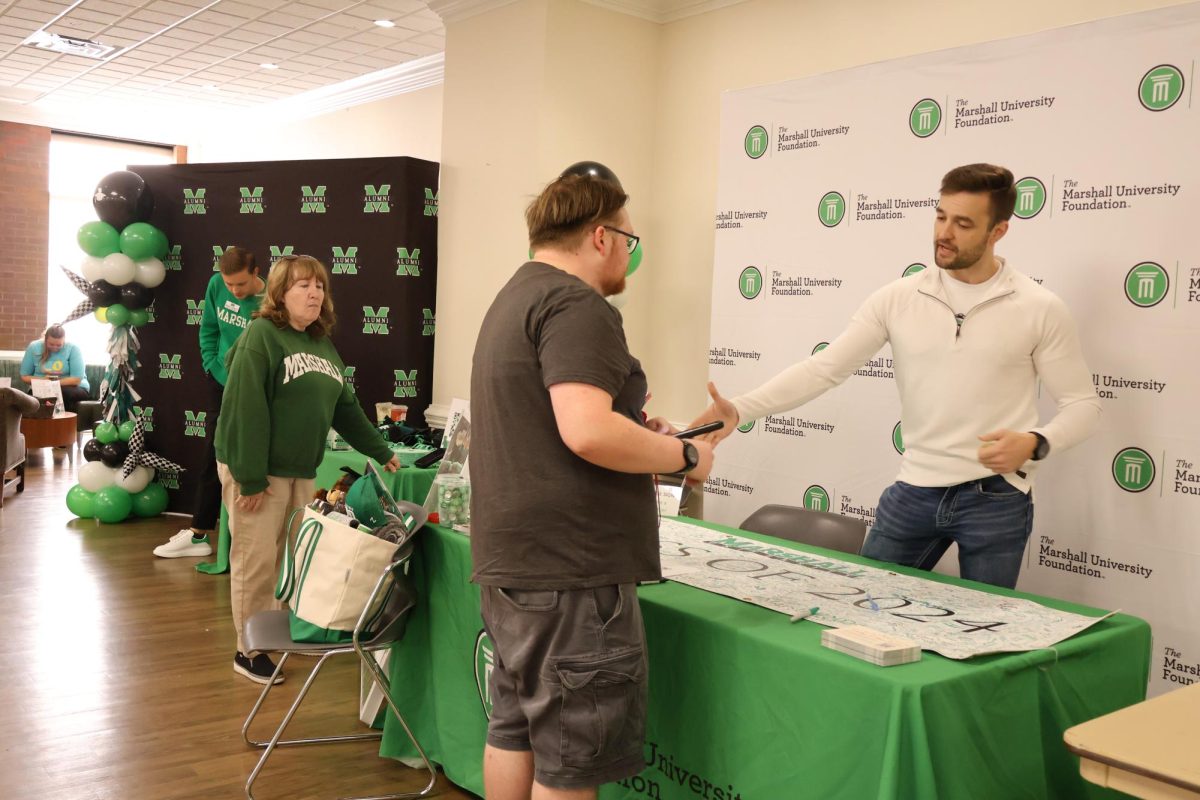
left=215, top=254, right=400, bottom=684
left=154, top=246, right=263, bottom=559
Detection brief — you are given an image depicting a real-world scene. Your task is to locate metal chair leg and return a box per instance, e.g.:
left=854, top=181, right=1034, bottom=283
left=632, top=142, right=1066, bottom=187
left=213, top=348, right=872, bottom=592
left=242, top=650, right=384, bottom=749
left=349, top=643, right=438, bottom=800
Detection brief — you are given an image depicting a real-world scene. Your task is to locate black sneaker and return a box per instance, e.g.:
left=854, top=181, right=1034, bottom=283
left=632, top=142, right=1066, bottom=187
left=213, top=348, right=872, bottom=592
left=234, top=651, right=284, bottom=685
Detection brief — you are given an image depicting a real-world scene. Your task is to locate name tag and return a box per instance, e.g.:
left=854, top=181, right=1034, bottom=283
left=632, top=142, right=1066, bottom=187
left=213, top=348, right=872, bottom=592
left=224, top=300, right=241, bottom=313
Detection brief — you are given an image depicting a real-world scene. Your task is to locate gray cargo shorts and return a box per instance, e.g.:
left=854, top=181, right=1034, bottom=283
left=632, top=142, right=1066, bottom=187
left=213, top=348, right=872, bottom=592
left=479, top=582, right=648, bottom=790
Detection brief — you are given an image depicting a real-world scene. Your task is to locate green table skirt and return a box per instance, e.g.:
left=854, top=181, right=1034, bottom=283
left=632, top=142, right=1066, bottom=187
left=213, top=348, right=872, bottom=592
left=379, top=519, right=1150, bottom=800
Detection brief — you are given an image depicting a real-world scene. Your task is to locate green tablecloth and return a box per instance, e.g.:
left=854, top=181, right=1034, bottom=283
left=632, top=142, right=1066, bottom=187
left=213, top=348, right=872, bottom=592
left=380, top=518, right=1151, bottom=800
left=196, top=447, right=437, bottom=574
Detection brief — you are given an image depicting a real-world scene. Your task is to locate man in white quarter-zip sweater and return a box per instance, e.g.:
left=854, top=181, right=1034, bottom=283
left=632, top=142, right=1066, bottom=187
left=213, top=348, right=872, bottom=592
left=692, top=164, right=1101, bottom=589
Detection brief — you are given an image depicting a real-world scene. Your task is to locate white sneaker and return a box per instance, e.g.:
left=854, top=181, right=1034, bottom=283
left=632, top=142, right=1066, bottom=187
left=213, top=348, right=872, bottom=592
left=153, top=529, right=214, bottom=558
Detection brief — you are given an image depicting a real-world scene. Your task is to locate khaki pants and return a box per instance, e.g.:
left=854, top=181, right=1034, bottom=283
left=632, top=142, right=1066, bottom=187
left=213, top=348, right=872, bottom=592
left=218, top=462, right=315, bottom=654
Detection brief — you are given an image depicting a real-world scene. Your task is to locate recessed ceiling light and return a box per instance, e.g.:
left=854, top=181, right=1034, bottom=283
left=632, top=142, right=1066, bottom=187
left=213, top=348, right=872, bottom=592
left=374, top=19, right=396, bottom=27
left=260, top=62, right=278, bottom=70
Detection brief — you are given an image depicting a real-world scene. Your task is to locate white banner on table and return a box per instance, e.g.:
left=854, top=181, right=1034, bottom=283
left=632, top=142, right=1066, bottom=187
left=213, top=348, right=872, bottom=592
left=659, top=519, right=1112, bottom=660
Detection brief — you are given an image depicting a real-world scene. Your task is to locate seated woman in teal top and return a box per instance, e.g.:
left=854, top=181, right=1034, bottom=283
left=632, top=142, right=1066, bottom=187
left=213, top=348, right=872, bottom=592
left=20, top=323, right=91, bottom=411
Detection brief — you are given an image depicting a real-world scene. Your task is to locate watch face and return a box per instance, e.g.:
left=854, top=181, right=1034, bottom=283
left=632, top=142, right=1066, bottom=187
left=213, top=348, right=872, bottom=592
left=683, top=441, right=699, bottom=470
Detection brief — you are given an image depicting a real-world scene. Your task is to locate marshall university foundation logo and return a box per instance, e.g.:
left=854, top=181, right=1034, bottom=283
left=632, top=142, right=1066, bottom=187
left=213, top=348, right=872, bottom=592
left=818, top=192, right=846, bottom=227
left=1113, top=447, right=1155, bottom=492
left=738, top=267, right=762, bottom=299
left=904, top=263, right=926, bottom=277
left=1139, top=65, right=1184, bottom=112
left=803, top=485, right=831, bottom=512
left=737, top=420, right=755, bottom=433
left=892, top=421, right=905, bottom=455
left=474, top=630, right=495, bottom=719
left=744, top=125, right=769, bottom=159
left=1012, top=178, right=1047, bottom=220
left=909, top=99, right=941, bottom=138
left=1124, top=262, right=1169, bottom=308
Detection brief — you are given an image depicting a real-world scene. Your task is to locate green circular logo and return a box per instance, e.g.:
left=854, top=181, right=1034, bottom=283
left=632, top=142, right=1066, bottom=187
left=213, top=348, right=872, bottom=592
left=737, top=420, right=755, bottom=433
left=909, top=98, right=942, bottom=137
left=1112, top=447, right=1155, bottom=493
left=803, top=485, right=830, bottom=512
left=744, top=125, right=769, bottom=159
left=811, top=342, right=829, bottom=355
left=818, top=191, right=846, bottom=227
left=474, top=630, right=495, bottom=719
left=1124, top=262, right=1169, bottom=308
left=903, top=263, right=926, bottom=277
left=1012, top=177, right=1047, bottom=220
left=1139, top=65, right=1185, bottom=112
left=739, top=266, right=763, bottom=299
left=892, top=421, right=905, bottom=454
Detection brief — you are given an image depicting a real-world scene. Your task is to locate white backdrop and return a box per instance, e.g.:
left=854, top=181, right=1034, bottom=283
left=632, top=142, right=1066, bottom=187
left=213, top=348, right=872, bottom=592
left=708, top=2, right=1198, bottom=696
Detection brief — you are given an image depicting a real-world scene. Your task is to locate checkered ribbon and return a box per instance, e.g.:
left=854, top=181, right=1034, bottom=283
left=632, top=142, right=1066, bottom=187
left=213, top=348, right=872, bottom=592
left=121, top=415, right=184, bottom=478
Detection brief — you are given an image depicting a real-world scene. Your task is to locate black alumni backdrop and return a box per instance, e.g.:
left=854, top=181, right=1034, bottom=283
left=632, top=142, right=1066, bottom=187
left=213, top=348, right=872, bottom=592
left=132, top=157, right=439, bottom=513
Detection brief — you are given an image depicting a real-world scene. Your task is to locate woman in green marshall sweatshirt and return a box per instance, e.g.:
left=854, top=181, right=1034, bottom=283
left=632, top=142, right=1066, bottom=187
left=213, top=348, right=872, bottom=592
left=215, top=254, right=399, bottom=684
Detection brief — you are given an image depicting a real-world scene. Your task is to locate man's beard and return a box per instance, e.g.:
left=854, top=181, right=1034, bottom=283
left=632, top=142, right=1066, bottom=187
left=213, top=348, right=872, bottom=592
left=601, top=274, right=627, bottom=297
left=934, top=240, right=986, bottom=271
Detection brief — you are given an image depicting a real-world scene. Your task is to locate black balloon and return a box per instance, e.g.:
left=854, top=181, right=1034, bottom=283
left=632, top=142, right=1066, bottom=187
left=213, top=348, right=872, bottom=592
left=560, top=161, right=623, bottom=188
left=88, top=280, right=120, bottom=307
left=82, top=438, right=104, bottom=463
left=119, top=283, right=154, bottom=310
left=92, top=170, right=154, bottom=230
left=99, top=441, right=130, bottom=468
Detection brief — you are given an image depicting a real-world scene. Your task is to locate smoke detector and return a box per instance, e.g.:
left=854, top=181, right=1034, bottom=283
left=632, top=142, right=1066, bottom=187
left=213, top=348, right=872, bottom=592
left=22, top=30, right=117, bottom=60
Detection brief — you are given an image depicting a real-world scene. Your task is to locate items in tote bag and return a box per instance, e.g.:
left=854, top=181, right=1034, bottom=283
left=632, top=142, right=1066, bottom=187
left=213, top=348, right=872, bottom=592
left=275, top=464, right=427, bottom=643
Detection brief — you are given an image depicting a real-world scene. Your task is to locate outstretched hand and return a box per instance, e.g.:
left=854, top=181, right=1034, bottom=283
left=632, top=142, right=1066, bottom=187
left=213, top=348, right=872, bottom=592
left=687, top=382, right=739, bottom=446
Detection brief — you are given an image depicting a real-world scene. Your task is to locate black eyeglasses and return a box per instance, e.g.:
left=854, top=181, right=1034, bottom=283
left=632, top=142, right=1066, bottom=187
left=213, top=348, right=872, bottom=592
left=603, top=226, right=640, bottom=255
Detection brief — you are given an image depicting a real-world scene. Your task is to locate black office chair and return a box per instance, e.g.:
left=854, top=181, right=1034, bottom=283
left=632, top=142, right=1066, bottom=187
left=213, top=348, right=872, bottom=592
left=240, top=541, right=437, bottom=800
left=739, top=504, right=867, bottom=555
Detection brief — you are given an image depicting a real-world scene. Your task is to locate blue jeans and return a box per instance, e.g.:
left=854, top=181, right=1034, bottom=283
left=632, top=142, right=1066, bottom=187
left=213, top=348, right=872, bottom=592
left=860, top=476, right=1034, bottom=589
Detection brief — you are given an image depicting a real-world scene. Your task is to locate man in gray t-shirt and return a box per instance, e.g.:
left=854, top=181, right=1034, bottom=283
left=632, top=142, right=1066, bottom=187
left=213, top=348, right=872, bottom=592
left=470, top=171, right=714, bottom=799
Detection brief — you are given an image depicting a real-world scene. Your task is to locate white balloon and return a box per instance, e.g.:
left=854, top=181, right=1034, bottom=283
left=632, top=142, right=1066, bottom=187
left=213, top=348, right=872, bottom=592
left=79, top=461, right=117, bottom=492
left=115, top=465, right=154, bottom=493
left=101, top=252, right=137, bottom=286
left=607, top=291, right=629, bottom=310
left=135, top=257, right=166, bottom=288
left=81, top=255, right=105, bottom=283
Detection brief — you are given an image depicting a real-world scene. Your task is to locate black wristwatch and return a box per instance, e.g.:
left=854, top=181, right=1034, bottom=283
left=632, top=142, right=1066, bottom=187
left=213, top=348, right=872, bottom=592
left=1030, top=432, right=1050, bottom=461
left=680, top=441, right=699, bottom=473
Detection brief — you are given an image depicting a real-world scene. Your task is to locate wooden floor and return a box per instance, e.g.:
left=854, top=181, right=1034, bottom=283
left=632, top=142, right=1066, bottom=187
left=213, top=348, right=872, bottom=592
left=0, top=449, right=477, bottom=800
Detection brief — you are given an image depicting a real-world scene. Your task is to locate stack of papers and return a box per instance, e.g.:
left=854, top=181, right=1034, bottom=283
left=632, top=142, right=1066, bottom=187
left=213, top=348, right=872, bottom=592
left=821, top=625, right=921, bottom=666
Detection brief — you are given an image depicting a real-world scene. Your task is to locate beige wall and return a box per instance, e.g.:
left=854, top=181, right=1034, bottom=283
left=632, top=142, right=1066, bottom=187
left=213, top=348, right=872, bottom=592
left=432, top=0, right=660, bottom=409
left=188, top=83, right=444, bottom=163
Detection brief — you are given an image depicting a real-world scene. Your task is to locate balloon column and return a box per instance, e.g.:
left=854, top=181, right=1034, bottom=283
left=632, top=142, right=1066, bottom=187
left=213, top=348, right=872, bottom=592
left=62, top=170, right=183, bottom=523
left=67, top=416, right=181, bottom=523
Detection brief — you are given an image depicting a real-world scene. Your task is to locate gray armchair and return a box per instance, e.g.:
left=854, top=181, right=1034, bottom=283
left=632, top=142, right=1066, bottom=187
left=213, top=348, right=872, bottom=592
left=2, top=387, right=40, bottom=507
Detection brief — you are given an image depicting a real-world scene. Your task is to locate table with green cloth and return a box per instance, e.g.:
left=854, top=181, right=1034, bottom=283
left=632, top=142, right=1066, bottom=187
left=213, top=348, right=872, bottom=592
left=379, top=517, right=1151, bottom=800
left=196, top=445, right=437, bottom=574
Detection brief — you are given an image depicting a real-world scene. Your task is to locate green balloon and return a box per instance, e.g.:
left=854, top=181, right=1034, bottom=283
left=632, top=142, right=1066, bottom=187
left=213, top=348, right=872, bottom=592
left=119, top=222, right=161, bottom=261
left=129, top=309, right=150, bottom=327
left=95, top=421, right=119, bottom=444
left=66, top=485, right=96, bottom=518
left=93, top=485, right=133, bottom=523
left=118, top=420, right=136, bottom=441
left=105, top=303, right=131, bottom=327
left=626, top=241, right=643, bottom=277
left=149, top=226, right=169, bottom=260
left=77, top=221, right=120, bottom=257
left=131, top=482, right=169, bottom=518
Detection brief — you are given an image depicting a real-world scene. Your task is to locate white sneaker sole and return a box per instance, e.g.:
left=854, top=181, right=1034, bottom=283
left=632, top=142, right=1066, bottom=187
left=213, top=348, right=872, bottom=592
left=233, top=661, right=285, bottom=685
left=152, top=542, right=214, bottom=558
